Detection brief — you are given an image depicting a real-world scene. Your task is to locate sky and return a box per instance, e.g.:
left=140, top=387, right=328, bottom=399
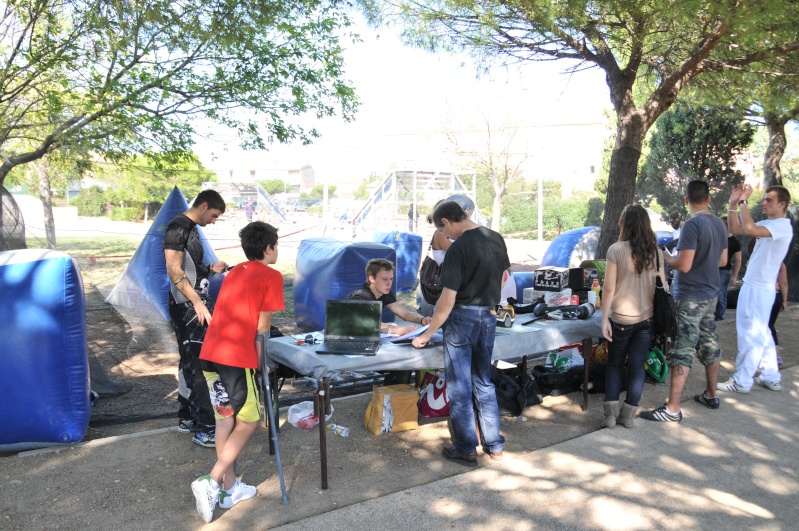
left=193, top=14, right=613, bottom=190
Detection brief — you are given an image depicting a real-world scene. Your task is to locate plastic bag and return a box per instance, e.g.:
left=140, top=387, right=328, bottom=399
left=545, top=348, right=584, bottom=373
left=287, top=401, right=334, bottom=429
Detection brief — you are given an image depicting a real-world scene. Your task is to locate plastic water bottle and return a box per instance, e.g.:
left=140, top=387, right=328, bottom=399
left=327, top=423, right=350, bottom=437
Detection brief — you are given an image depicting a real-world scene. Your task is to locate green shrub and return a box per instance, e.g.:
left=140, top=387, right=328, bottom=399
left=72, top=186, right=108, bottom=217
left=110, top=207, right=141, bottom=221
left=501, top=193, right=599, bottom=239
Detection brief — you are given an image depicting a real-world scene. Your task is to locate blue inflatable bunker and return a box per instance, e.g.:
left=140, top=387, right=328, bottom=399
left=105, top=186, right=218, bottom=322
left=0, top=249, right=90, bottom=452
left=294, top=238, right=396, bottom=331
left=373, top=231, right=422, bottom=293
left=541, top=227, right=600, bottom=268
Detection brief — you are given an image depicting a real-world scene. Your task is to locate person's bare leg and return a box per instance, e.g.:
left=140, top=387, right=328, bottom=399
left=210, top=419, right=258, bottom=489
left=704, top=362, right=720, bottom=398
left=666, top=365, right=690, bottom=413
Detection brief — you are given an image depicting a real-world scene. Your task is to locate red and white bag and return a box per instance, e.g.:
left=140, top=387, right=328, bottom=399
left=418, top=371, right=449, bottom=418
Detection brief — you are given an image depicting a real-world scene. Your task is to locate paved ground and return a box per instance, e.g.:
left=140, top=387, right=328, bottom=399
left=4, top=215, right=797, bottom=529
left=2, top=305, right=796, bottom=530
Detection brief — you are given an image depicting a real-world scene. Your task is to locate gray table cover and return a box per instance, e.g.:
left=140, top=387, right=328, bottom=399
left=267, top=314, right=602, bottom=380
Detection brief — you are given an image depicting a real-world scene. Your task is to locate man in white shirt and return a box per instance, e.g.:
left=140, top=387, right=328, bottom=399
left=718, top=184, right=792, bottom=393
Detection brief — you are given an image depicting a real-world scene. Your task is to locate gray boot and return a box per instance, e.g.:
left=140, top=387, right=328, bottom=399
left=617, top=402, right=638, bottom=428
left=601, top=401, right=620, bottom=428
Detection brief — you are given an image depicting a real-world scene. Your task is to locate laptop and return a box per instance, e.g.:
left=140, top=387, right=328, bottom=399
left=316, top=300, right=382, bottom=355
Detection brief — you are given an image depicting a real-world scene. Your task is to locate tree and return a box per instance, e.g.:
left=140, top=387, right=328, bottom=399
left=303, top=184, right=336, bottom=200
left=365, top=0, right=799, bottom=257
left=637, top=104, right=755, bottom=216
left=445, top=115, right=529, bottom=231
left=259, top=179, right=287, bottom=195
left=0, top=0, right=359, bottom=249
left=5, top=148, right=87, bottom=249
left=96, top=153, right=213, bottom=212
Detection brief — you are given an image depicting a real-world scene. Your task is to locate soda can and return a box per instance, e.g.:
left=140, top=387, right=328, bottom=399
left=571, top=295, right=579, bottom=305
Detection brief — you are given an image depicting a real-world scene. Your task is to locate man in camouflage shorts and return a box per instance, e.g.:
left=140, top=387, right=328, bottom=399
left=642, top=181, right=727, bottom=423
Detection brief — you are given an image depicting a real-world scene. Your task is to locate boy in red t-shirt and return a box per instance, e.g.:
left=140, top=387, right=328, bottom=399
left=190, top=222, right=284, bottom=523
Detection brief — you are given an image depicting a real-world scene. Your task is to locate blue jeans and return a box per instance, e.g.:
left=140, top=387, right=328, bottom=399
left=443, top=307, right=505, bottom=455
left=715, top=269, right=732, bottom=320
left=604, top=319, right=652, bottom=407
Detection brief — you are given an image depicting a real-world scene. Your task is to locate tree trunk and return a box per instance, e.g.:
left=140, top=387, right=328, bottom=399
left=786, top=206, right=799, bottom=303
left=596, top=114, right=648, bottom=259
left=763, top=114, right=787, bottom=188
left=762, top=114, right=799, bottom=302
left=34, top=160, right=57, bottom=250
left=491, top=191, right=502, bottom=231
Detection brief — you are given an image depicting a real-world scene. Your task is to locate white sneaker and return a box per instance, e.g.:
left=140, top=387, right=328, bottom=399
left=218, top=479, right=257, bottom=509
left=756, top=377, right=781, bottom=392
left=191, top=475, right=220, bottom=523
left=716, top=378, right=751, bottom=394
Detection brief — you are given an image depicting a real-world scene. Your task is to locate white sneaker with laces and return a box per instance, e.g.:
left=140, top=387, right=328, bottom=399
left=191, top=475, right=220, bottom=523
left=716, top=378, right=751, bottom=394
left=218, top=479, right=257, bottom=509
left=756, top=377, right=781, bottom=392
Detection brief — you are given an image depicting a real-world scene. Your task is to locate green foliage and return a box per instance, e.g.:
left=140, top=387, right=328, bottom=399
left=110, top=207, right=141, bottom=221
left=72, top=187, right=108, bottom=217
left=370, top=0, right=799, bottom=258
left=259, top=179, right=287, bottom=195
left=302, top=184, right=336, bottom=200
left=93, top=152, right=212, bottom=206
left=637, top=104, right=755, bottom=215
left=353, top=172, right=382, bottom=200
left=0, top=0, right=359, bottom=185
left=500, top=180, right=599, bottom=238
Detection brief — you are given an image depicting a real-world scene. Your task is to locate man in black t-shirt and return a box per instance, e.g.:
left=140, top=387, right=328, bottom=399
left=163, top=189, right=227, bottom=447
left=413, top=201, right=509, bottom=467
left=715, top=216, right=742, bottom=321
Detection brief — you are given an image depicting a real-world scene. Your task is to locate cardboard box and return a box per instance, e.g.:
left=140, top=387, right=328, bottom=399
left=534, top=266, right=569, bottom=291
left=523, top=287, right=547, bottom=303
left=533, top=266, right=585, bottom=291
left=579, top=260, right=607, bottom=289
left=523, top=287, right=572, bottom=305
left=546, top=289, right=573, bottom=307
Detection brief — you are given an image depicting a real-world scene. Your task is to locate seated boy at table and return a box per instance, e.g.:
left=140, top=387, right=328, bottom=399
left=347, top=258, right=432, bottom=336
left=190, top=221, right=284, bottom=523
left=348, top=258, right=430, bottom=384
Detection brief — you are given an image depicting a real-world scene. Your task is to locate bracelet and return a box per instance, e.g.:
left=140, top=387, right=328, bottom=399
left=727, top=209, right=738, bottom=212
left=387, top=323, right=394, bottom=333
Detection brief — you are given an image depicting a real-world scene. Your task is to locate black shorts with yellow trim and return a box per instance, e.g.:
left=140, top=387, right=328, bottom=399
left=200, top=360, right=261, bottom=423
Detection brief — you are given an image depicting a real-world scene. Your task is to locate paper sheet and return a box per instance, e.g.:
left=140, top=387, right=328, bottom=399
left=390, top=324, right=429, bottom=343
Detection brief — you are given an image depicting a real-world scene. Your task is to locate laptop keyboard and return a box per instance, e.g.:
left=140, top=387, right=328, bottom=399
left=325, top=340, right=378, bottom=351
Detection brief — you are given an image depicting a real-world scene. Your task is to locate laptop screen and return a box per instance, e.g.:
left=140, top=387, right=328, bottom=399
left=324, top=300, right=382, bottom=339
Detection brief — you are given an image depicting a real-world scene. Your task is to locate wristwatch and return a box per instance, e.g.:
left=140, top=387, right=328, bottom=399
left=738, top=199, right=748, bottom=206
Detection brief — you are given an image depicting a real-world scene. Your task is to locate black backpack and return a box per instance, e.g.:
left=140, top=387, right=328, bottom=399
left=419, top=254, right=443, bottom=305
left=490, top=365, right=544, bottom=416
left=532, top=365, right=581, bottom=396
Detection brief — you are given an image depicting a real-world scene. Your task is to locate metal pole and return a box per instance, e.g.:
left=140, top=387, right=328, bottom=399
left=537, top=174, right=544, bottom=241
left=257, top=333, right=289, bottom=504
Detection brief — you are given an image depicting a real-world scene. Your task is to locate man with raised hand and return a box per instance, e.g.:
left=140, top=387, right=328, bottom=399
left=717, top=184, right=792, bottom=394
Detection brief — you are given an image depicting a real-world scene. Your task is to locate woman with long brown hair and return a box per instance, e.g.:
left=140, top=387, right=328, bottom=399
left=600, top=205, right=666, bottom=428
